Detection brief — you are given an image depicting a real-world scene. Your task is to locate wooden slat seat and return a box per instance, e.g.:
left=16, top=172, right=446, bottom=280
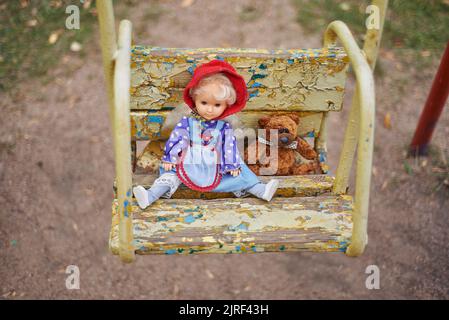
left=109, top=195, right=353, bottom=255
left=114, top=174, right=335, bottom=199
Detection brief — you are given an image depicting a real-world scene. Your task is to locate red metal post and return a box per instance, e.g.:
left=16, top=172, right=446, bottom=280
left=410, top=41, right=449, bottom=156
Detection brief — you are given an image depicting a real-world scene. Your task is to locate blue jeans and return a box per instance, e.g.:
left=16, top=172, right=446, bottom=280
left=159, top=161, right=261, bottom=193
left=147, top=162, right=266, bottom=202
left=147, top=181, right=266, bottom=203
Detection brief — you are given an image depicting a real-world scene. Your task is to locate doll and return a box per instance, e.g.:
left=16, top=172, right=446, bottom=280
left=132, top=60, right=279, bottom=209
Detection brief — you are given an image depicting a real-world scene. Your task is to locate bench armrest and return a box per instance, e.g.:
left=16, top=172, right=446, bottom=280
left=324, top=21, right=375, bottom=257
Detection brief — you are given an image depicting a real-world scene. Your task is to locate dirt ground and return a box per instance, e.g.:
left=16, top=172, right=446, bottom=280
left=1, top=0, right=448, bottom=299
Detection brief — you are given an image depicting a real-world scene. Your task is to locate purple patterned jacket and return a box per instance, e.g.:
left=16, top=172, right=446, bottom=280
left=161, top=115, right=242, bottom=174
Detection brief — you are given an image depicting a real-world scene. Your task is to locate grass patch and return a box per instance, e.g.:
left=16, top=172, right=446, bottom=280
left=293, top=0, right=449, bottom=58
left=0, top=0, right=99, bottom=92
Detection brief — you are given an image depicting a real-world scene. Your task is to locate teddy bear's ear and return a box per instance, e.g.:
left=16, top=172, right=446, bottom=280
left=288, top=114, right=300, bottom=124
left=258, top=116, right=271, bottom=127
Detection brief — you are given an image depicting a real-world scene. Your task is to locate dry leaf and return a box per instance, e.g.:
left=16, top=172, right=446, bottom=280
left=83, top=0, right=92, bottom=9
left=205, top=269, right=215, bottom=279
left=339, top=2, right=350, bottom=11
left=181, top=0, right=194, bottom=8
left=20, top=0, right=29, bottom=8
left=421, top=50, right=431, bottom=57
left=48, top=30, right=63, bottom=44
left=26, top=19, right=38, bottom=27
left=383, top=112, right=392, bottom=129
left=70, top=41, right=82, bottom=52
left=50, top=0, right=62, bottom=8
left=381, top=50, right=395, bottom=61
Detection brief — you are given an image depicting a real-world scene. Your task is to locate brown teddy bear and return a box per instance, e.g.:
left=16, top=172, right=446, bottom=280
left=243, top=113, right=320, bottom=176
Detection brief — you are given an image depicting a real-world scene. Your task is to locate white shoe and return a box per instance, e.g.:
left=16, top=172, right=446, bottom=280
left=262, top=179, right=279, bottom=201
left=133, top=185, right=149, bottom=209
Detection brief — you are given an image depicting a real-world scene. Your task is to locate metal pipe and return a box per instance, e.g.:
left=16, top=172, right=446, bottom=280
left=324, top=21, right=376, bottom=257
left=410, top=41, right=449, bottom=156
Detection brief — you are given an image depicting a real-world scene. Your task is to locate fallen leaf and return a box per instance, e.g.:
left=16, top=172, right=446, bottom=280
left=48, top=30, right=63, bottom=44
left=421, top=159, right=428, bottom=167
left=83, top=0, right=92, bottom=9
left=205, top=269, right=215, bottom=279
left=48, top=33, right=59, bottom=44
left=70, top=41, right=82, bottom=52
left=382, top=50, right=395, bottom=61
left=50, top=0, right=62, bottom=8
left=383, top=112, right=392, bottom=129
left=181, top=0, right=194, bottom=7
left=26, top=19, right=38, bottom=27
left=339, top=2, right=351, bottom=11
left=421, top=50, right=431, bottom=57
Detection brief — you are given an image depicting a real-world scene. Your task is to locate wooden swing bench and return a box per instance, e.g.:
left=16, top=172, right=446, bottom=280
left=97, top=1, right=387, bottom=262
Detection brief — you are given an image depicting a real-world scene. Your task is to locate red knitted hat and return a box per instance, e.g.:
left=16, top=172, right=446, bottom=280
left=183, top=60, right=248, bottom=120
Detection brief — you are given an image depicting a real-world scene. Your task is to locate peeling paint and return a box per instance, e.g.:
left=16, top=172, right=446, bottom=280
left=129, top=47, right=349, bottom=112
left=110, top=195, right=353, bottom=255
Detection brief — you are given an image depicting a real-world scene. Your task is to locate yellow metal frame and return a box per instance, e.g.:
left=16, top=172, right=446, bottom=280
left=97, top=1, right=134, bottom=262
left=96, top=0, right=387, bottom=262
left=328, top=0, right=388, bottom=256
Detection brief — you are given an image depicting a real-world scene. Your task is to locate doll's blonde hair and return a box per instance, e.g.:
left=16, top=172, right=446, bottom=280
left=189, top=73, right=237, bottom=106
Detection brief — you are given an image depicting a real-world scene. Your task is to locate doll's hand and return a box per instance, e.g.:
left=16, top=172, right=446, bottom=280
left=162, top=162, right=176, bottom=171
left=228, top=168, right=241, bottom=177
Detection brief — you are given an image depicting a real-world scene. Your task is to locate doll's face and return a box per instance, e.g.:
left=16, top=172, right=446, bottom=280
left=193, top=83, right=228, bottom=120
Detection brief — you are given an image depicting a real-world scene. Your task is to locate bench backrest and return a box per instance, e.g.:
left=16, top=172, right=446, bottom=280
left=129, top=47, right=349, bottom=173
